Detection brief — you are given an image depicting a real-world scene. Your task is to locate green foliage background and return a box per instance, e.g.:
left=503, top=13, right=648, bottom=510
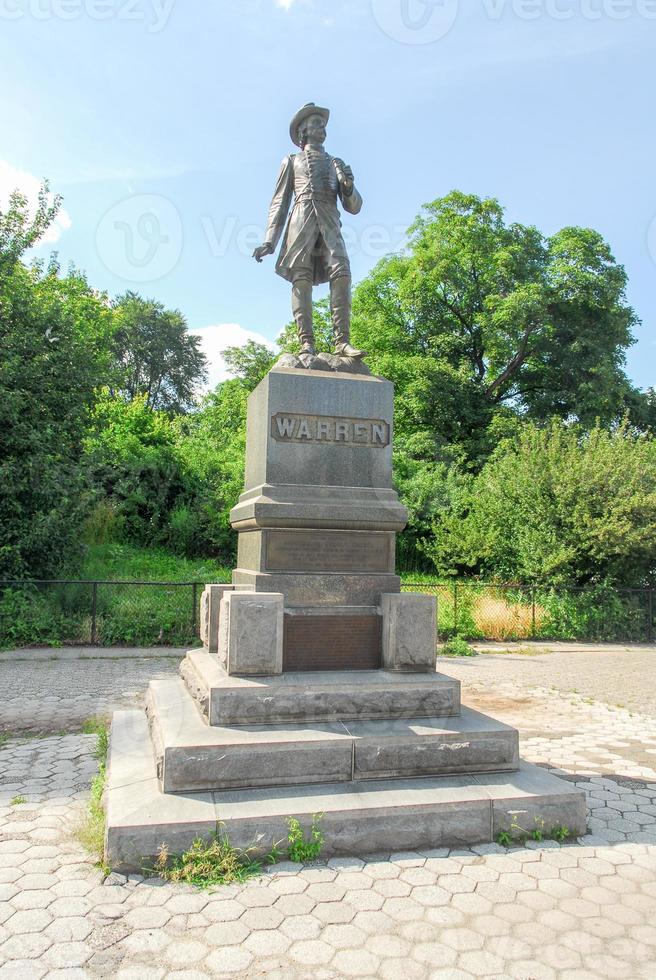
left=2, top=182, right=656, bottom=649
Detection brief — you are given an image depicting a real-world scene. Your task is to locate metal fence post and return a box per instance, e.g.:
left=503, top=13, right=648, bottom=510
left=648, top=587, right=654, bottom=644
left=453, top=580, right=459, bottom=636
left=531, top=587, right=537, bottom=637
left=192, top=582, right=198, bottom=634
left=91, top=582, right=98, bottom=645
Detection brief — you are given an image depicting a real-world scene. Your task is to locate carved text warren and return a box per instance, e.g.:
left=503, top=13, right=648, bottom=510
left=271, top=413, right=390, bottom=447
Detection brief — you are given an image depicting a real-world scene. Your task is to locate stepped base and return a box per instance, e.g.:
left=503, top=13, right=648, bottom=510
left=180, top=650, right=461, bottom=725
left=146, top=678, right=519, bottom=793
left=105, top=710, right=587, bottom=872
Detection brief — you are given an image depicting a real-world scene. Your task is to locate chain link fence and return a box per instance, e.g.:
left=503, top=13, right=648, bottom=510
left=402, top=581, right=655, bottom=643
left=0, top=578, right=654, bottom=648
left=0, top=580, right=210, bottom=648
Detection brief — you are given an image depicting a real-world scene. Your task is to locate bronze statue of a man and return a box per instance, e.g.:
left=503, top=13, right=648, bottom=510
left=253, top=103, right=365, bottom=359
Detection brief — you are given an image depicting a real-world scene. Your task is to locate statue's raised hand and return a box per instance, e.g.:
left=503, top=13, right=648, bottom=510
left=253, top=242, right=274, bottom=263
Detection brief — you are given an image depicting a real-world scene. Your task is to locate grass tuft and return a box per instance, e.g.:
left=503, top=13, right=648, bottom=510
left=151, top=830, right=282, bottom=889
left=77, top=721, right=109, bottom=872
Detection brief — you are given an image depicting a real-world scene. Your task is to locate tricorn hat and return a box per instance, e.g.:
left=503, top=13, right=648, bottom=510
left=289, top=102, right=330, bottom=147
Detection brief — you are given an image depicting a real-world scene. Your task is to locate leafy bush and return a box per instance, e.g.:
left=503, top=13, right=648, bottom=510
left=441, top=636, right=477, bottom=657
left=0, top=587, right=84, bottom=649
left=287, top=814, right=325, bottom=862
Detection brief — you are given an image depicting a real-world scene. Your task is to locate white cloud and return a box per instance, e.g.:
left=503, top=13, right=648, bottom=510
left=190, top=323, right=276, bottom=391
left=0, top=160, right=72, bottom=245
left=275, top=0, right=298, bottom=9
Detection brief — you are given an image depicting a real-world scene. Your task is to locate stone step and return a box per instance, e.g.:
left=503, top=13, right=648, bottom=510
left=105, top=709, right=588, bottom=872
left=147, top=678, right=520, bottom=793
left=180, top=649, right=461, bottom=725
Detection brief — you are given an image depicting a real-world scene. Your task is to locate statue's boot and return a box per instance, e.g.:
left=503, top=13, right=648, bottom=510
left=331, top=274, right=366, bottom=359
left=292, top=276, right=316, bottom=355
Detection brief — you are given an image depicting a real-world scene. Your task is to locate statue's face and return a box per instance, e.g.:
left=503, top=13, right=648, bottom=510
left=301, top=113, right=327, bottom=145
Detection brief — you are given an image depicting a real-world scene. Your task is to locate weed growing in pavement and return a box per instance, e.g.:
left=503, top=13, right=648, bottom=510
left=440, top=636, right=477, bottom=657
left=0, top=733, right=11, bottom=749
left=77, top=722, right=109, bottom=873
left=287, top=813, right=325, bottom=862
left=151, top=830, right=282, bottom=888
left=10, top=795, right=26, bottom=806
left=496, top=814, right=573, bottom=847
left=82, top=716, right=109, bottom=761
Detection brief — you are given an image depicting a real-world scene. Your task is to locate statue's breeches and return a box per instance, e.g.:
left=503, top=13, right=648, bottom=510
left=275, top=198, right=350, bottom=285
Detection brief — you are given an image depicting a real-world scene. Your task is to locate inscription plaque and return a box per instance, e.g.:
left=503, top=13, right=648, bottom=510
left=283, top=614, right=382, bottom=671
left=271, top=413, right=390, bottom=447
left=266, top=530, right=393, bottom=573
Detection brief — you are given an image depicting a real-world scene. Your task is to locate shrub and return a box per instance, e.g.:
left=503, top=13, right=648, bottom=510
left=441, top=636, right=477, bottom=657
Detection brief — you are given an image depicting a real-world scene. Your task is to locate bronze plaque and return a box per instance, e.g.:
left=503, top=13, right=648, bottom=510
left=266, top=530, right=393, bottom=573
left=283, top=614, right=382, bottom=671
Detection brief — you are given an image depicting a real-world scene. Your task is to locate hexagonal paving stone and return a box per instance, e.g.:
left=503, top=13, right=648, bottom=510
left=321, top=923, right=367, bottom=950
left=279, top=913, right=322, bottom=941
left=243, top=929, right=292, bottom=956
left=306, top=881, right=347, bottom=903
left=274, top=892, right=315, bottom=917
left=0, top=932, right=52, bottom=961
left=241, top=905, right=284, bottom=931
left=288, top=938, right=335, bottom=965
left=42, top=941, right=92, bottom=969
left=119, top=927, right=171, bottom=955
left=237, top=884, right=278, bottom=907
left=4, top=909, right=53, bottom=935
left=123, top=906, right=171, bottom=930
left=331, top=948, right=381, bottom=976
left=312, top=900, right=357, bottom=924
left=204, top=945, right=254, bottom=974
left=164, top=939, right=208, bottom=966
left=411, top=884, right=450, bottom=907
left=204, top=919, right=250, bottom=947
left=439, top=927, right=485, bottom=952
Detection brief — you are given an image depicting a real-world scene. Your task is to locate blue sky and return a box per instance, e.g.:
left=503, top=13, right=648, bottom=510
left=2, top=0, right=654, bottom=390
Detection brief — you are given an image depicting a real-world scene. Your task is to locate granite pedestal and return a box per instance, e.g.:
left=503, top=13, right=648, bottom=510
left=104, top=365, right=586, bottom=869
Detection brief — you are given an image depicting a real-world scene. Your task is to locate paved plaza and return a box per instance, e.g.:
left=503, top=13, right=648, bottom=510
left=1, top=646, right=655, bottom=978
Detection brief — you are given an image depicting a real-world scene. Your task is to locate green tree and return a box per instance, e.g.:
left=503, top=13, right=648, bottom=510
left=427, top=420, right=656, bottom=587
left=351, top=192, right=640, bottom=462
left=0, top=183, right=61, bottom=282
left=175, top=379, right=250, bottom=558
left=111, top=291, right=207, bottom=412
left=0, top=254, right=114, bottom=578
left=83, top=392, right=189, bottom=547
left=221, top=340, right=275, bottom=392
